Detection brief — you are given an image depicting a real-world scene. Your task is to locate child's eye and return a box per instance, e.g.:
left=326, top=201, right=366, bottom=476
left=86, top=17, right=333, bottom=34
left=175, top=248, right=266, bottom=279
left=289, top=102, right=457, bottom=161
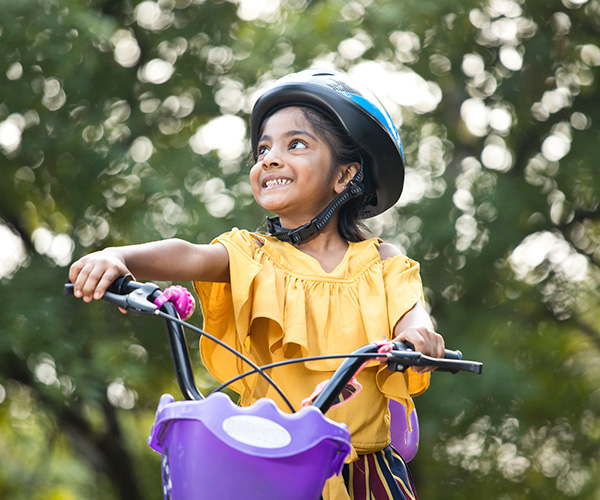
left=290, top=140, right=307, bottom=150
left=257, top=145, right=270, bottom=157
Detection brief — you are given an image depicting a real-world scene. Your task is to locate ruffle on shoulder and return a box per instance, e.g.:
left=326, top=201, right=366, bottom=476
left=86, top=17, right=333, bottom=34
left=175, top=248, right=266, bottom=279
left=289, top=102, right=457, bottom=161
left=194, top=228, right=429, bottom=400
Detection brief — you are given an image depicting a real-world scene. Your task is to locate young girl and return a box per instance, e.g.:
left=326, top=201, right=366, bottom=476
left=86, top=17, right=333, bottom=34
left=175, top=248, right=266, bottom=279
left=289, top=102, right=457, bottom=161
left=69, top=69, right=445, bottom=500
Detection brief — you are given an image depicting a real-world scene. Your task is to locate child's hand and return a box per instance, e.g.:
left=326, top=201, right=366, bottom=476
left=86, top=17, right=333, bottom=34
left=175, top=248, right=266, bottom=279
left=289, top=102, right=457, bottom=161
left=393, top=325, right=445, bottom=374
left=69, top=250, right=131, bottom=303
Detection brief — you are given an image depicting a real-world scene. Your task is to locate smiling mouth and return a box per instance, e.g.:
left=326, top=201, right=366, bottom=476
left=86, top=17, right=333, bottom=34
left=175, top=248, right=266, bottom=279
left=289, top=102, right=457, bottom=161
left=264, top=178, right=292, bottom=188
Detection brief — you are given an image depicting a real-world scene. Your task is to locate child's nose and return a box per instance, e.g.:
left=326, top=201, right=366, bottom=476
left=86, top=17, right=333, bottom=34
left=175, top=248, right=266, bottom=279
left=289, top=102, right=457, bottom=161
left=261, top=147, right=283, bottom=168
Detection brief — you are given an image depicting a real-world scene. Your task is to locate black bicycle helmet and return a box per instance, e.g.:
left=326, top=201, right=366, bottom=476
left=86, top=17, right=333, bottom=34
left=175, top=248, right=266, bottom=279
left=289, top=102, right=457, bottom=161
left=251, top=69, right=405, bottom=243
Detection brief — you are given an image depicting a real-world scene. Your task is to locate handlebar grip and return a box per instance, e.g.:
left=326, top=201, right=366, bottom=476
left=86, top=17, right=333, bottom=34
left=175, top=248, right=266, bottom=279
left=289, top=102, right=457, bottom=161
left=390, top=341, right=482, bottom=375
left=107, top=274, right=138, bottom=294
left=63, top=274, right=137, bottom=297
left=64, top=276, right=160, bottom=314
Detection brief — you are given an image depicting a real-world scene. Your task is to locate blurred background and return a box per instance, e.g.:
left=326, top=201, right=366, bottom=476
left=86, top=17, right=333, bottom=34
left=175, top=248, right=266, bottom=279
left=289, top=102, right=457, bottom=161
left=1, top=0, right=599, bottom=498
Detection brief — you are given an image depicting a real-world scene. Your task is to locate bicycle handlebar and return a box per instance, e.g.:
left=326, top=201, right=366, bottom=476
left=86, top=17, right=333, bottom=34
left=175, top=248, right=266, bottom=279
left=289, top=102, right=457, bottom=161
left=65, top=276, right=204, bottom=401
left=64, top=275, right=161, bottom=314
left=309, top=342, right=483, bottom=413
left=64, top=277, right=483, bottom=413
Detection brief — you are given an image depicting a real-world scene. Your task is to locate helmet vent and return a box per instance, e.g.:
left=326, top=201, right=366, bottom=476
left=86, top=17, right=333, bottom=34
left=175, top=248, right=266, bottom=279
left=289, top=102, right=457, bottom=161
left=327, top=80, right=363, bottom=97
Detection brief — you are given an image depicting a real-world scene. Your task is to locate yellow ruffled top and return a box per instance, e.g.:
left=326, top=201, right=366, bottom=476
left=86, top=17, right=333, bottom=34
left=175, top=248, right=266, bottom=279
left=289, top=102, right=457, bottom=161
left=193, top=228, right=429, bottom=460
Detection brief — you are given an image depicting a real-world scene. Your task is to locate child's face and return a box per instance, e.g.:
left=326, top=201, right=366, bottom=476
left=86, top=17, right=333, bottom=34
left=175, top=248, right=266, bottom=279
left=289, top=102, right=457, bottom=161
left=250, top=107, right=343, bottom=225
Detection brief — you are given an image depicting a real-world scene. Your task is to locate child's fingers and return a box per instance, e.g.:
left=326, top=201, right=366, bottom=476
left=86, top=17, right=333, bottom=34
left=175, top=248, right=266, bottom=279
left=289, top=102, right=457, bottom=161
left=70, top=252, right=130, bottom=302
left=412, top=366, right=434, bottom=374
left=68, top=259, right=84, bottom=286
left=70, top=256, right=97, bottom=298
left=93, top=269, right=124, bottom=300
left=71, top=263, right=92, bottom=300
left=395, top=326, right=445, bottom=373
left=79, top=265, right=104, bottom=302
left=74, top=262, right=110, bottom=302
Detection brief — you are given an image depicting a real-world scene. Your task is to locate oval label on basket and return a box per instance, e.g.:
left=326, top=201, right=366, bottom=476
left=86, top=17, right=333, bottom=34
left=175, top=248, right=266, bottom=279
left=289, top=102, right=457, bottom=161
left=222, top=415, right=292, bottom=449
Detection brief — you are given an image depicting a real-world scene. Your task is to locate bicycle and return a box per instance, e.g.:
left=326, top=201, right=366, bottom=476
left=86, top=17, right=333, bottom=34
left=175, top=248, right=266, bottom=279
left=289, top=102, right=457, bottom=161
left=64, top=275, right=482, bottom=500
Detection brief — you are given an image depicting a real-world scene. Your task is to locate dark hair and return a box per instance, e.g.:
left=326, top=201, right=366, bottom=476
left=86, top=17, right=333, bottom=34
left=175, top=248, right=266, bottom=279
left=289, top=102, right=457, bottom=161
left=258, top=105, right=373, bottom=242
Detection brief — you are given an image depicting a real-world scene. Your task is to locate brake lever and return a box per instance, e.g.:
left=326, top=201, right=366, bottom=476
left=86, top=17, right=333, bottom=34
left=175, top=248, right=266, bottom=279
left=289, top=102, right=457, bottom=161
left=108, top=282, right=162, bottom=314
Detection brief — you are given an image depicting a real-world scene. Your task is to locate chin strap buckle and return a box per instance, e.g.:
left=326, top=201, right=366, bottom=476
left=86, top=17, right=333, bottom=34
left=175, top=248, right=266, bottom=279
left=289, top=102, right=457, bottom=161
left=266, top=217, right=319, bottom=244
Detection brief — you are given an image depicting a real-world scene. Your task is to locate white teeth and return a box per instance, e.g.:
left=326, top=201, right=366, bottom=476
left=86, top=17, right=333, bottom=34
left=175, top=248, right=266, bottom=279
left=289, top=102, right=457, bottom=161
left=265, top=178, right=291, bottom=187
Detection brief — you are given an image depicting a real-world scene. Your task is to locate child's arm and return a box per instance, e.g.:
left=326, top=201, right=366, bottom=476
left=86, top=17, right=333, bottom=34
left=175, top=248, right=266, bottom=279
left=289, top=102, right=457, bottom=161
left=378, top=242, right=445, bottom=372
left=69, top=239, right=229, bottom=303
left=392, top=299, right=445, bottom=373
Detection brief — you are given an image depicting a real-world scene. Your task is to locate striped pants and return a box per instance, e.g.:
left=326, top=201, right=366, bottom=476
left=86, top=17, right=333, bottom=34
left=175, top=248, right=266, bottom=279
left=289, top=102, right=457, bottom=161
left=341, top=446, right=418, bottom=500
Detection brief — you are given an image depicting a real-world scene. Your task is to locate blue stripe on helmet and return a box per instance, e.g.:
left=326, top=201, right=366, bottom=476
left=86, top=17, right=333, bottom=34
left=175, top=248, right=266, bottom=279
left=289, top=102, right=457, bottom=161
left=343, top=92, right=404, bottom=159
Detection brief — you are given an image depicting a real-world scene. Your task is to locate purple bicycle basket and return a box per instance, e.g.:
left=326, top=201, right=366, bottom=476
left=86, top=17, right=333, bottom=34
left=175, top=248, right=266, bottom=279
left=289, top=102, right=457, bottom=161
left=148, top=392, right=351, bottom=500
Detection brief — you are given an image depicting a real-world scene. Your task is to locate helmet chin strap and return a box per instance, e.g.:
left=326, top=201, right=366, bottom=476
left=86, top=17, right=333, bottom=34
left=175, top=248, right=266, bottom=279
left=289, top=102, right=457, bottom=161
left=266, top=163, right=365, bottom=244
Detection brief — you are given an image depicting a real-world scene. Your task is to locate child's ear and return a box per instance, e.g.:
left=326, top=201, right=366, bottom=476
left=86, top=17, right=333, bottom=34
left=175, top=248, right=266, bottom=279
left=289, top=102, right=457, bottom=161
left=334, top=162, right=360, bottom=194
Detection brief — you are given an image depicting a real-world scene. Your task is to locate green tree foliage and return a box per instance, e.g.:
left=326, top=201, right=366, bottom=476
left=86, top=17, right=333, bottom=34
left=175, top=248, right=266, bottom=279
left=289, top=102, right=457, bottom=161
left=1, top=0, right=599, bottom=498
